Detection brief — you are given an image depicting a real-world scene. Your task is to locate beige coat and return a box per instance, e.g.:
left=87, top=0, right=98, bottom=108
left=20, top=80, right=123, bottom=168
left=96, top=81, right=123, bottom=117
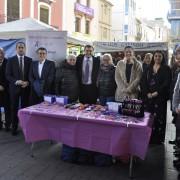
left=115, top=58, right=142, bottom=102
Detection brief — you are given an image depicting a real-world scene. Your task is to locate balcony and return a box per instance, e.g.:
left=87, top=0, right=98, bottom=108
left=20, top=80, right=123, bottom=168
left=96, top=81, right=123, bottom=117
left=167, top=10, right=180, bottom=21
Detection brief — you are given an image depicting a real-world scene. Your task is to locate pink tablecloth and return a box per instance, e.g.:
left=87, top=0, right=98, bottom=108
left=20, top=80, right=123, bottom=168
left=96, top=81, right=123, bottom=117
left=18, top=103, right=153, bottom=160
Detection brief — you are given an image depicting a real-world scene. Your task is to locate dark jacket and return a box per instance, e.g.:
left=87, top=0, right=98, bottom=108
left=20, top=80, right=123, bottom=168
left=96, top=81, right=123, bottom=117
left=170, top=65, right=180, bottom=110
left=97, top=64, right=116, bottom=97
left=29, top=60, right=56, bottom=97
left=76, top=54, right=100, bottom=85
left=55, top=60, right=79, bottom=102
left=6, top=55, right=32, bottom=95
left=141, top=64, right=171, bottom=101
left=0, top=58, right=9, bottom=106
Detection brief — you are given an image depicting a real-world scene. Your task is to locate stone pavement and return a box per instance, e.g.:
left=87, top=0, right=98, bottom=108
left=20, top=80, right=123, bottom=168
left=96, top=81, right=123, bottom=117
left=0, top=102, right=178, bottom=180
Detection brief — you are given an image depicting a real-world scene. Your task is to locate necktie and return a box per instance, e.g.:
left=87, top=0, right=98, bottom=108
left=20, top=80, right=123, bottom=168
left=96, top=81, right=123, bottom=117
left=19, top=56, right=24, bottom=80
left=84, top=58, right=89, bottom=84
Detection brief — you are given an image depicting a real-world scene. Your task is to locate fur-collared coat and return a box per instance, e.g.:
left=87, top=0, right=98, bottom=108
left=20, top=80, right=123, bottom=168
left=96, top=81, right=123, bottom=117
left=115, top=58, right=142, bottom=101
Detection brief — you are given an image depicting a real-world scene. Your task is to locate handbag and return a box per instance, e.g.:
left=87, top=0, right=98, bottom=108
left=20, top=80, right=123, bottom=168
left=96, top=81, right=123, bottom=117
left=122, top=99, right=144, bottom=117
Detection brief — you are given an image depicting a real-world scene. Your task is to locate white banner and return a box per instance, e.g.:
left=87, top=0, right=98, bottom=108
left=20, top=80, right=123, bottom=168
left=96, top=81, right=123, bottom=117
left=93, top=41, right=168, bottom=52
left=26, top=31, right=67, bottom=65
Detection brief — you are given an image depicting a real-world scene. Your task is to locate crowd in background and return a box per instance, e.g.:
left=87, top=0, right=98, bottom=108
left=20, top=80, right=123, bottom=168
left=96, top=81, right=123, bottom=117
left=0, top=42, right=180, bottom=165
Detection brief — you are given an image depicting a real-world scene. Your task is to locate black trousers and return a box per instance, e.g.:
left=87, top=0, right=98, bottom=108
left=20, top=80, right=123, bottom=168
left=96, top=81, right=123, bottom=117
left=79, top=84, right=98, bottom=104
left=10, top=88, right=29, bottom=131
left=0, top=95, right=11, bottom=128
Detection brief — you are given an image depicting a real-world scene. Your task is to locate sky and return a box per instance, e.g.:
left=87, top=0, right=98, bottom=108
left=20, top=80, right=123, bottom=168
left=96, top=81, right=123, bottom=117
left=136, top=0, right=170, bottom=24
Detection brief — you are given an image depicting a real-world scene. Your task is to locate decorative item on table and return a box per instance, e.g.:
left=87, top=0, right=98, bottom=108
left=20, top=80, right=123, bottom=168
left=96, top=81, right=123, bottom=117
left=44, top=95, right=56, bottom=104
left=78, top=104, right=89, bottom=110
left=106, top=102, right=122, bottom=113
left=122, top=99, right=144, bottom=117
left=94, top=105, right=106, bottom=111
left=69, top=103, right=81, bottom=109
left=56, top=96, right=68, bottom=105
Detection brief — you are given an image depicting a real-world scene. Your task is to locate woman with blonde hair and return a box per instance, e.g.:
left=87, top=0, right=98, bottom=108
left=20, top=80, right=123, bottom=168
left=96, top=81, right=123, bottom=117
left=97, top=53, right=116, bottom=105
left=115, top=46, right=142, bottom=102
left=143, top=53, right=153, bottom=71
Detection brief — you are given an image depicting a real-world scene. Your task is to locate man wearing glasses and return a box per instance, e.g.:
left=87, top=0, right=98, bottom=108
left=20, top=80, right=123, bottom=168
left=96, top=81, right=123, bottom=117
left=29, top=47, right=55, bottom=106
left=6, top=42, right=32, bottom=135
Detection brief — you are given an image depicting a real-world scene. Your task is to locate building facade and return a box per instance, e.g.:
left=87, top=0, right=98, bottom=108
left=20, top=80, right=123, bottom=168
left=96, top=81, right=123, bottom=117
left=0, top=0, right=112, bottom=43
left=62, top=0, right=98, bottom=43
left=111, top=0, right=137, bottom=41
left=0, top=0, right=62, bottom=29
left=168, top=0, right=180, bottom=46
left=98, top=0, right=113, bottom=41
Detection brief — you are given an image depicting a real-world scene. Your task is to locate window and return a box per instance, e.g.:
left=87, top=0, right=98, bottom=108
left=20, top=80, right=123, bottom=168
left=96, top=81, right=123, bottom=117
left=103, top=27, right=107, bottom=39
left=124, top=35, right=128, bottom=41
left=40, top=5, right=49, bottom=24
left=125, top=0, right=129, bottom=15
left=124, top=25, right=128, bottom=33
left=104, top=5, right=107, bottom=15
left=86, top=0, right=90, bottom=7
left=85, top=20, right=90, bottom=34
left=75, top=17, right=81, bottom=32
left=7, top=0, right=20, bottom=22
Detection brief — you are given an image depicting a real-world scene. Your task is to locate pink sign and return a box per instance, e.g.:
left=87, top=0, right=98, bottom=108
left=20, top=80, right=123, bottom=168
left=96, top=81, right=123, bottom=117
left=75, top=3, right=94, bottom=17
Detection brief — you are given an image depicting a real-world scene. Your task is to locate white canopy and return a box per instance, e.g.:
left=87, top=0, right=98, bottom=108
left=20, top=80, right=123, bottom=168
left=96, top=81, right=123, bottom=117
left=93, top=41, right=168, bottom=52
left=0, top=18, right=57, bottom=33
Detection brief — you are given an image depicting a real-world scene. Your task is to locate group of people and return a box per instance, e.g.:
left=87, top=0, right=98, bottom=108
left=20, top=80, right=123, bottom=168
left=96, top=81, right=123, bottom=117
left=0, top=41, right=180, bottom=165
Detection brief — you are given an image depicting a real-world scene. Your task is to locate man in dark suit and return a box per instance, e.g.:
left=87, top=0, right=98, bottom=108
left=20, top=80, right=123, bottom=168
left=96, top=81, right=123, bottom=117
left=76, top=45, right=100, bottom=104
left=76, top=45, right=100, bottom=164
left=6, top=42, right=32, bottom=135
left=0, top=48, right=11, bottom=131
left=29, top=47, right=55, bottom=105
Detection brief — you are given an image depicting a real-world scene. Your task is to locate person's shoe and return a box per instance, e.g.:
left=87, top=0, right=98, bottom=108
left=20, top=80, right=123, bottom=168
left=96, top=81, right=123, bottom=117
left=12, top=130, right=19, bottom=136
left=5, top=126, right=10, bottom=132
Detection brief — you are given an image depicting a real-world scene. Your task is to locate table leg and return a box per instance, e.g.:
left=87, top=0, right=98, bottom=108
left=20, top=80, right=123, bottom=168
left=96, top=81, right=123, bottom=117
left=129, top=155, right=133, bottom=178
left=31, top=143, right=34, bottom=158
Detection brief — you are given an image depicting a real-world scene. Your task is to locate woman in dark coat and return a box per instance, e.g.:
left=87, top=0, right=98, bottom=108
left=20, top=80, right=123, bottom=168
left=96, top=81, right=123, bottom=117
left=55, top=54, right=79, bottom=103
left=141, top=50, right=171, bottom=144
left=55, top=54, right=79, bottom=163
left=97, top=54, right=116, bottom=105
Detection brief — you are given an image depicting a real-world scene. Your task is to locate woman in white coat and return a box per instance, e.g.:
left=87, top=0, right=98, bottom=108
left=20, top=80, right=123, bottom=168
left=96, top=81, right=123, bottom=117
left=115, top=46, right=142, bottom=102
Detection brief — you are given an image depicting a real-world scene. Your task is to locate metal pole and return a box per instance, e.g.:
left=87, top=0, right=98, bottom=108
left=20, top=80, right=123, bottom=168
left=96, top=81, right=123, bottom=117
left=129, top=155, right=133, bottom=178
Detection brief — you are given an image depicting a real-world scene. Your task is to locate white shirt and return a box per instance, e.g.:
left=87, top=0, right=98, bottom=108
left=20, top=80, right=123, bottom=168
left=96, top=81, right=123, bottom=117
left=38, top=59, right=46, bottom=78
left=82, top=56, right=93, bottom=84
left=17, top=54, right=24, bottom=70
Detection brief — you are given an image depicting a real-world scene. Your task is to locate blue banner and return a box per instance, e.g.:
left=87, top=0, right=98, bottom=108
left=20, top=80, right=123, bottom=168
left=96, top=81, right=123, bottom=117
left=0, top=39, right=25, bottom=58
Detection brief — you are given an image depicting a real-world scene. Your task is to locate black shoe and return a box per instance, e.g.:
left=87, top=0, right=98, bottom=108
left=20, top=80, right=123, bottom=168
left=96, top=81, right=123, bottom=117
left=5, top=126, right=10, bottom=132
left=12, top=130, right=19, bottom=136
left=169, top=140, right=176, bottom=145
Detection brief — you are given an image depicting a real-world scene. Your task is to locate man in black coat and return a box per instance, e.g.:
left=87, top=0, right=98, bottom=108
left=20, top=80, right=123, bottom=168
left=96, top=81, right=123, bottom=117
left=29, top=47, right=55, bottom=105
left=6, top=42, right=32, bottom=135
left=0, top=48, right=11, bottom=131
left=76, top=45, right=100, bottom=165
left=76, top=45, right=100, bottom=104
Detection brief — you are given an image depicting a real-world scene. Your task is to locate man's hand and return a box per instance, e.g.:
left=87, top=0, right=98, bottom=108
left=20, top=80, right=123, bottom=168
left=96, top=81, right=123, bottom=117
left=15, top=80, right=23, bottom=86
left=176, top=108, right=180, bottom=114
left=147, top=93, right=152, bottom=99
left=0, top=85, right=4, bottom=91
left=152, top=91, right=158, bottom=98
left=21, top=81, right=29, bottom=88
